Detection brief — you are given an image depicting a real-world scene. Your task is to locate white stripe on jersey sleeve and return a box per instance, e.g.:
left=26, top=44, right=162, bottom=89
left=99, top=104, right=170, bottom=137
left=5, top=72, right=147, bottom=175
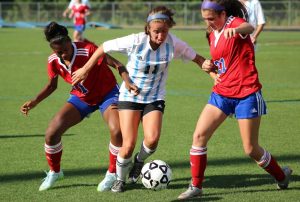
left=48, top=54, right=58, bottom=63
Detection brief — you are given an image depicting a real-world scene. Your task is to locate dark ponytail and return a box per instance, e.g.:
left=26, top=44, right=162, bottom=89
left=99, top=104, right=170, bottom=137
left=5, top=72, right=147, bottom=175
left=44, top=21, right=71, bottom=46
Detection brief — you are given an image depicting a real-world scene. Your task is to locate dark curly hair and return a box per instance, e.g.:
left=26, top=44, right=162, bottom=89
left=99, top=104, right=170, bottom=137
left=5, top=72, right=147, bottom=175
left=44, top=21, right=71, bottom=46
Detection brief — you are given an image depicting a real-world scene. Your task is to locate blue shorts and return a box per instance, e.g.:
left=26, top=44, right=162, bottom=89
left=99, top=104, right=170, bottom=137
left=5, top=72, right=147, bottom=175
left=67, top=85, right=119, bottom=119
left=208, top=91, right=267, bottom=119
left=74, top=25, right=85, bottom=33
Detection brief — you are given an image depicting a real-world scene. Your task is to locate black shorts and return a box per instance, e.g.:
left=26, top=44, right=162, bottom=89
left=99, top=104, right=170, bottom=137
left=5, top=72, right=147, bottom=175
left=118, top=100, right=165, bottom=116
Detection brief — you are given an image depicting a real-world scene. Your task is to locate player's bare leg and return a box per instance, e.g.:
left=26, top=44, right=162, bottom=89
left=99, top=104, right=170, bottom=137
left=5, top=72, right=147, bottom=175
left=40, top=103, right=82, bottom=191
left=111, top=110, right=140, bottom=192
left=98, top=104, right=122, bottom=191
left=238, top=117, right=292, bottom=189
left=128, top=110, right=162, bottom=183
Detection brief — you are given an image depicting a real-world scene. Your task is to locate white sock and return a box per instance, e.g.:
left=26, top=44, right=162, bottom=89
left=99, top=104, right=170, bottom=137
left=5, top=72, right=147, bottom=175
left=136, top=141, right=156, bottom=162
left=116, top=154, right=132, bottom=182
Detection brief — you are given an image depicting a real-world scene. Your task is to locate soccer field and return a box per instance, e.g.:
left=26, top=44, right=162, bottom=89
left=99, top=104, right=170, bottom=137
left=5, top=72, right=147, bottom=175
left=0, top=28, right=299, bottom=201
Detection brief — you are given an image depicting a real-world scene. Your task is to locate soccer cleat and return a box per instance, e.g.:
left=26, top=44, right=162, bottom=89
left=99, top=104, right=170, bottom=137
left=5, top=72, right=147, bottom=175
left=111, top=180, right=125, bottom=193
left=128, top=153, right=144, bottom=184
left=177, top=184, right=203, bottom=200
left=97, top=171, right=117, bottom=192
left=39, top=170, right=64, bottom=191
left=277, top=166, right=292, bottom=190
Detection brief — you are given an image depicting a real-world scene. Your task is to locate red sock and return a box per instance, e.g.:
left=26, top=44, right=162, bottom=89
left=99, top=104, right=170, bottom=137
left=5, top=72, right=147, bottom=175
left=257, top=150, right=285, bottom=181
left=108, top=142, right=120, bottom=173
left=44, top=142, right=63, bottom=173
left=190, top=146, right=207, bottom=189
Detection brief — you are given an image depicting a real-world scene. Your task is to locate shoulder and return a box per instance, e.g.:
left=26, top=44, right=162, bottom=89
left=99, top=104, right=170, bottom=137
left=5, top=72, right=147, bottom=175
left=169, top=33, right=189, bottom=47
left=131, top=32, right=148, bottom=44
left=226, top=16, right=246, bottom=27
left=48, top=53, right=59, bottom=64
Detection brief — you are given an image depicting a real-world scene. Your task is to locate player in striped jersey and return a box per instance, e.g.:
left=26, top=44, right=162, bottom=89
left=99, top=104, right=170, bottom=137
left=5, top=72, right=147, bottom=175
left=20, top=22, right=125, bottom=192
left=178, top=0, right=292, bottom=200
left=72, top=6, right=216, bottom=192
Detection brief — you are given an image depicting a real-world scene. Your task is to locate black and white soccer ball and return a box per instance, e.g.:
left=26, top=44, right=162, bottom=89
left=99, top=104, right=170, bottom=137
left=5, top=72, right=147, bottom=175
left=141, top=160, right=172, bottom=190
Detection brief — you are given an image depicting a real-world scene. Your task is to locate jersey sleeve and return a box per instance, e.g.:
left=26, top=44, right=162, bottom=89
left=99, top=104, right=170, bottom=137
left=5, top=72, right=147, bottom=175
left=231, top=17, right=247, bottom=27
left=83, top=0, right=91, bottom=8
left=47, top=61, right=58, bottom=79
left=231, top=17, right=250, bottom=39
left=171, top=34, right=196, bottom=62
left=103, top=33, right=135, bottom=55
left=87, top=43, right=105, bottom=65
left=68, top=0, right=74, bottom=9
left=255, top=1, right=266, bottom=25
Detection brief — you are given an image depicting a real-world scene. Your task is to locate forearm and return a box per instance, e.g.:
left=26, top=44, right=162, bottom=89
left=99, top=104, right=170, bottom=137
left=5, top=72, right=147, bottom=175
left=118, top=66, right=131, bottom=83
left=235, top=22, right=255, bottom=35
left=33, top=84, right=56, bottom=104
left=252, top=24, right=265, bottom=39
left=106, top=54, right=124, bottom=70
left=192, top=54, right=206, bottom=68
left=83, top=45, right=105, bottom=73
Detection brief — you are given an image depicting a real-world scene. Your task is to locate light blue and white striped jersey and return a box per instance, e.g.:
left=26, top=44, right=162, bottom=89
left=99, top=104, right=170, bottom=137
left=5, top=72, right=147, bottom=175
left=103, top=32, right=196, bottom=103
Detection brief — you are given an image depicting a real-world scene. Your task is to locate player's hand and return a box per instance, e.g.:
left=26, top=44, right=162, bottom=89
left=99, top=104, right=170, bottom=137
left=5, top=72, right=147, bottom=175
left=72, top=68, right=88, bottom=86
left=214, top=74, right=221, bottom=85
left=126, top=83, right=140, bottom=96
left=250, top=35, right=257, bottom=44
left=20, top=100, right=37, bottom=116
left=224, top=28, right=236, bottom=39
left=202, top=59, right=216, bottom=73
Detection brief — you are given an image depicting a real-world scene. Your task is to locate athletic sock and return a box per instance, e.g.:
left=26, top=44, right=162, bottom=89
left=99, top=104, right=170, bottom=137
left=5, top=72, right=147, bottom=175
left=116, top=154, right=132, bottom=182
left=256, top=149, right=285, bottom=182
left=108, top=142, right=120, bottom=173
left=44, top=142, right=63, bottom=173
left=190, top=146, right=207, bottom=189
left=136, top=141, right=156, bottom=162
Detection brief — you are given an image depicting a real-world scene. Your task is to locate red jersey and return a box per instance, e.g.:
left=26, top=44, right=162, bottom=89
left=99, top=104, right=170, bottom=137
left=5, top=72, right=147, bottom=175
left=209, top=16, right=262, bottom=98
left=47, top=42, right=117, bottom=105
left=71, top=4, right=89, bottom=25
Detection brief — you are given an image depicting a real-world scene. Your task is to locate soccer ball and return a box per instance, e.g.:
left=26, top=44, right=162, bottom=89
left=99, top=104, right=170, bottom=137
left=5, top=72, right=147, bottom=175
left=141, top=160, right=172, bottom=190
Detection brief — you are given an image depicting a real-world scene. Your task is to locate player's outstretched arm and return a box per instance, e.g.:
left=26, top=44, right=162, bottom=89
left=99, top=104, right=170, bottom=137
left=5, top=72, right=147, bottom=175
left=20, top=77, right=58, bottom=116
left=105, top=54, right=139, bottom=96
left=192, top=54, right=216, bottom=73
left=224, top=22, right=254, bottom=39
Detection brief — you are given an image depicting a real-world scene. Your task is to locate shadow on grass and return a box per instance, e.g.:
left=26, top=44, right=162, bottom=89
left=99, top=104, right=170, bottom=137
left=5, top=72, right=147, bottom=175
left=266, top=99, right=300, bottom=103
left=170, top=174, right=300, bottom=189
left=0, top=133, right=75, bottom=139
left=170, top=196, right=222, bottom=202
left=52, top=183, right=97, bottom=190
left=1, top=154, right=299, bottom=187
left=0, top=167, right=107, bottom=183
left=169, top=154, right=300, bottom=169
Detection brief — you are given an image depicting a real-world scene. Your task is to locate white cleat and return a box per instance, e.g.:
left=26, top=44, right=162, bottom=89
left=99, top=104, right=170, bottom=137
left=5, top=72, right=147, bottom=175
left=39, top=170, right=64, bottom=191
left=178, top=184, right=203, bottom=200
left=97, top=171, right=117, bottom=192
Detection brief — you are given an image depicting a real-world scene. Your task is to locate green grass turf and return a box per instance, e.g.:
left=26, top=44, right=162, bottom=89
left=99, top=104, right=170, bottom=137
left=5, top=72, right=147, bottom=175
left=0, top=28, right=299, bottom=201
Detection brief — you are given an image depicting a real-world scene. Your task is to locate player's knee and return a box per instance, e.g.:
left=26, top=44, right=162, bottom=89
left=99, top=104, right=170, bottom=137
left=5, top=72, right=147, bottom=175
left=109, top=123, right=121, bottom=138
left=193, top=132, right=208, bottom=145
left=45, top=117, right=64, bottom=144
left=121, top=145, right=135, bottom=158
left=144, top=134, right=160, bottom=147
